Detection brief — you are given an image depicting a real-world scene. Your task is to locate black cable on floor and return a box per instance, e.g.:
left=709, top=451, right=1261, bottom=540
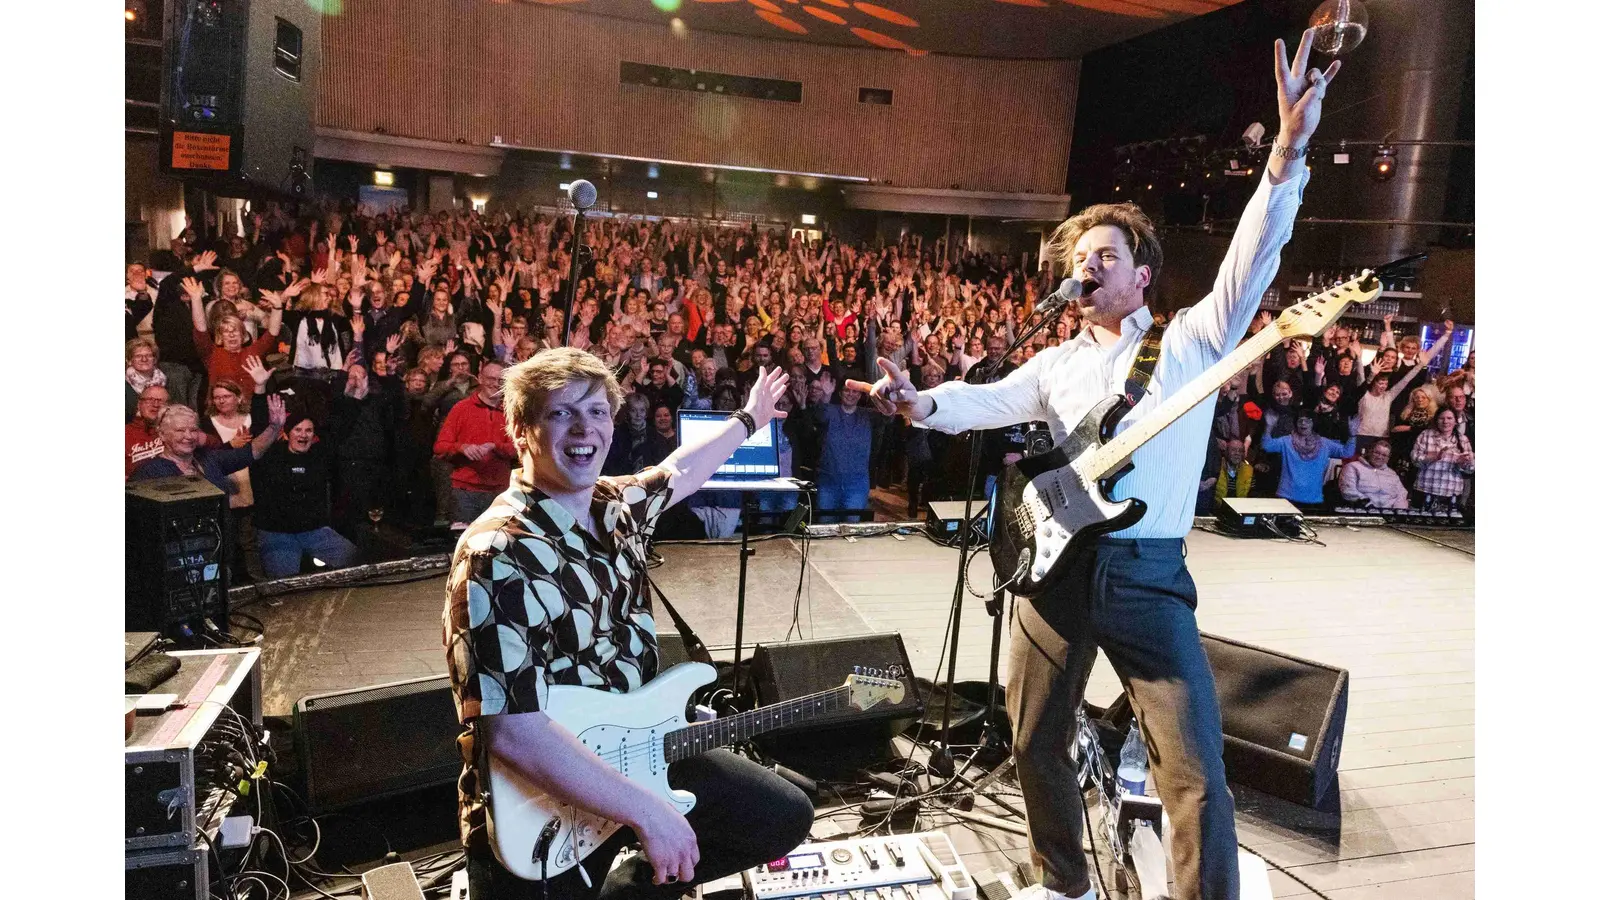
left=1237, top=839, right=1335, bottom=900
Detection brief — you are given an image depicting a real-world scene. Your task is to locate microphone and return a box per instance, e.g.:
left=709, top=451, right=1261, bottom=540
left=1035, top=277, right=1083, bottom=318
left=566, top=179, right=597, bottom=211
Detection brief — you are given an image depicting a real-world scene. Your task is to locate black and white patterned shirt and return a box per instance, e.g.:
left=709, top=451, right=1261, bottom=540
left=442, top=465, right=674, bottom=849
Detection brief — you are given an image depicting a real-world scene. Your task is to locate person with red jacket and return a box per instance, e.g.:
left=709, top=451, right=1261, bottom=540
left=433, top=360, right=516, bottom=527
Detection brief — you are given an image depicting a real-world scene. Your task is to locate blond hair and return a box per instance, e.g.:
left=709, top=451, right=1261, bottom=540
left=126, top=337, right=160, bottom=364
left=1044, top=202, right=1163, bottom=292
left=502, top=348, right=624, bottom=441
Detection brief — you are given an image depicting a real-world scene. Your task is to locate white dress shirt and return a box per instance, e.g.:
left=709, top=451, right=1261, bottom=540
left=917, top=170, right=1308, bottom=539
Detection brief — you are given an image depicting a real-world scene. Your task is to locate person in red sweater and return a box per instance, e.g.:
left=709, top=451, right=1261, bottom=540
left=434, top=360, right=516, bottom=528
left=126, top=385, right=169, bottom=478
left=184, top=275, right=285, bottom=389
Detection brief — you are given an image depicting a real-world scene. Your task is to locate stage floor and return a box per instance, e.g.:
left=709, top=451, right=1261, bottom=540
left=248, top=523, right=1474, bottom=899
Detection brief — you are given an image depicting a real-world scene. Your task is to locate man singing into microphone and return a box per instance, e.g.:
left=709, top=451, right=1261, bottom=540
left=858, top=34, right=1339, bottom=900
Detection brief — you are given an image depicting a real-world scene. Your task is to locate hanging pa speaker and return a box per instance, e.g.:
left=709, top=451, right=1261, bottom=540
left=159, top=0, right=318, bottom=198
left=1201, top=632, right=1348, bottom=809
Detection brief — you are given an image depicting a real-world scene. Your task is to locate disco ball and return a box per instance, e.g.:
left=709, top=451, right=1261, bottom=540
left=1309, top=0, right=1368, bottom=56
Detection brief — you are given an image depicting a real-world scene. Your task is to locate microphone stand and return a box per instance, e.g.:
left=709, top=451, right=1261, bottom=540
left=561, top=208, right=589, bottom=347
left=930, top=297, right=1073, bottom=780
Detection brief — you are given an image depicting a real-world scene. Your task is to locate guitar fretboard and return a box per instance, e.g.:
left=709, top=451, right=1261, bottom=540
left=1082, top=277, right=1377, bottom=480
left=1082, top=325, right=1284, bottom=480
left=662, top=686, right=854, bottom=764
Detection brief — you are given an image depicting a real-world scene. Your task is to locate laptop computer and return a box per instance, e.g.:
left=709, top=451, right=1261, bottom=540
left=675, top=409, right=806, bottom=492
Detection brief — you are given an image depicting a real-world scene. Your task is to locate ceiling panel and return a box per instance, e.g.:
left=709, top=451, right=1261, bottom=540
left=513, top=0, right=1245, bottom=60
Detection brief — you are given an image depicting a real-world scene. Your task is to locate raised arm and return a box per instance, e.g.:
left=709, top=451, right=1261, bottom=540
left=1172, top=29, right=1339, bottom=360
left=660, top=367, right=789, bottom=506
left=249, top=394, right=288, bottom=460
left=857, top=350, right=1051, bottom=436
left=183, top=277, right=209, bottom=332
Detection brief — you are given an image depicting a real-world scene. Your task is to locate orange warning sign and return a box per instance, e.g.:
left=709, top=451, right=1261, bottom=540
left=171, top=131, right=232, bottom=171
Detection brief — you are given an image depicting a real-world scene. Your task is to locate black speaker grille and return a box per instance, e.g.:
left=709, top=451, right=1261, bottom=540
left=294, top=675, right=461, bottom=812
left=751, top=634, right=923, bottom=734
left=1201, top=632, right=1348, bottom=807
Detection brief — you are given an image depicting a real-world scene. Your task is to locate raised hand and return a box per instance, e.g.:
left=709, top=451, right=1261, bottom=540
left=285, top=278, right=312, bottom=298
left=386, top=333, right=403, bottom=354
left=743, top=366, right=791, bottom=428
left=1274, top=28, right=1342, bottom=147
left=193, top=250, right=219, bottom=272
left=259, top=289, right=285, bottom=310
left=311, top=267, right=330, bottom=285
left=267, top=393, right=288, bottom=428
left=242, top=355, right=272, bottom=387
left=181, top=276, right=206, bottom=303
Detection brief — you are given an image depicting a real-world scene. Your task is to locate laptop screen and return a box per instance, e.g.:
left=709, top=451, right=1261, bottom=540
left=676, top=409, right=780, bottom=478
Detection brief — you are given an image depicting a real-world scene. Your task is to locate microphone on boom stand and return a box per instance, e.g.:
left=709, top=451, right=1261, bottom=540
left=560, top=179, right=598, bottom=347
left=922, top=274, right=1082, bottom=780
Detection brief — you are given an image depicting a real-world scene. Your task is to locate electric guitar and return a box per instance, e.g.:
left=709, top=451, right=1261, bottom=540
left=990, top=260, right=1416, bottom=596
left=485, top=663, right=905, bottom=881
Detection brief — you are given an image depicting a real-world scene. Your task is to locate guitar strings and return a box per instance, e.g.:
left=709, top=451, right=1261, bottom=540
left=588, top=691, right=859, bottom=767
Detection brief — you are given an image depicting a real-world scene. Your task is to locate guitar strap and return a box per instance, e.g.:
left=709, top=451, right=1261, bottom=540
left=643, top=570, right=716, bottom=667
left=1123, top=321, right=1168, bottom=406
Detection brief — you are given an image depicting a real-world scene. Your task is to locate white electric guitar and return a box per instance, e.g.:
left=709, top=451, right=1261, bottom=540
left=485, top=662, right=905, bottom=881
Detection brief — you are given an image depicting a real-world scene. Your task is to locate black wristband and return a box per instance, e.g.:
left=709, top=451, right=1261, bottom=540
left=731, top=410, right=757, bottom=438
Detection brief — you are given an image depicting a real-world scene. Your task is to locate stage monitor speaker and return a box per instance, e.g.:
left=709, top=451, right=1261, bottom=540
left=657, top=632, right=692, bottom=670
left=159, top=0, right=319, bottom=198
left=752, top=634, right=923, bottom=733
left=126, top=475, right=230, bottom=636
left=751, top=634, right=923, bottom=779
left=294, top=675, right=460, bottom=813
left=1201, top=632, right=1348, bottom=809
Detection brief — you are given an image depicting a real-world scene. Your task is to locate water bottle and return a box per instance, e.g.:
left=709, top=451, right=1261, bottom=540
left=1118, top=717, right=1150, bottom=796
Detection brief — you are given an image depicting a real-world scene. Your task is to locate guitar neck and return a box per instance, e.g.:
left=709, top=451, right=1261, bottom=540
left=662, top=686, right=854, bottom=764
left=1083, top=325, right=1285, bottom=480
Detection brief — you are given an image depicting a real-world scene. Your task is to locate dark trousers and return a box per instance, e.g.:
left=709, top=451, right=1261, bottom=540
left=468, top=749, right=813, bottom=900
left=1006, top=538, right=1237, bottom=900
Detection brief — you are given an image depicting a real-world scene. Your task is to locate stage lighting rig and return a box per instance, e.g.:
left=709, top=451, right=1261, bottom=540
left=1370, top=145, right=1397, bottom=182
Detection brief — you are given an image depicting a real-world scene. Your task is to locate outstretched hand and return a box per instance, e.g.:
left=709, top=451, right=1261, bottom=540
left=851, top=357, right=918, bottom=418
left=743, top=366, right=791, bottom=428
left=1275, top=29, right=1341, bottom=146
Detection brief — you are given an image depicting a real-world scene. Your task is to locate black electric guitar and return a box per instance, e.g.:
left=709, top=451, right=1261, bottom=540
left=990, top=262, right=1414, bottom=596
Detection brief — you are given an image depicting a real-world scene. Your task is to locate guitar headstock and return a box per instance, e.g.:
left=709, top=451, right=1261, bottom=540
left=844, top=666, right=906, bottom=711
left=1272, top=273, right=1383, bottom=340
left=1272, top=253, right=1427, bottom=341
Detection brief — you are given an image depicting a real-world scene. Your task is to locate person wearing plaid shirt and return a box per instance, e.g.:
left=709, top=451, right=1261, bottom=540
left=1410, top=407, right=1474, bottom=509
left=443, top=348, right=809, bottom=900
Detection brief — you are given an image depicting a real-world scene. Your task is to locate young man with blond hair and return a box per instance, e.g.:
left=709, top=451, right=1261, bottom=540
left=443, top=349, right=810, bottom=899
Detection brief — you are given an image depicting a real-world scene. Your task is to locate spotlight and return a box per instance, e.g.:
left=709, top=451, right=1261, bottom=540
left=1370, top=146, right=1397, bottom=182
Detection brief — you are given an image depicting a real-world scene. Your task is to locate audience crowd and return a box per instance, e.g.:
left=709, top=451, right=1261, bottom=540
left=125, top=202, right=1476, bottom=579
